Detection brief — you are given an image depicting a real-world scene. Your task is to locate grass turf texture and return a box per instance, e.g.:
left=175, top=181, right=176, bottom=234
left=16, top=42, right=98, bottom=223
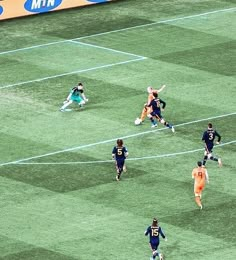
left=0, top=0, right=236, bottom=259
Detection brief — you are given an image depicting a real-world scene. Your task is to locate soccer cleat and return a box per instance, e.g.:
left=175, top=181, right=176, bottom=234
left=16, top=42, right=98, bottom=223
left=218, top=158, right=222, bottom=167
left=200, top=205, right=203, bottom=210
left=171, top=126, right=175, bottom=133
left=116, top=175, right=120, bottom=181
left=60, top=108, right=65, bottom=112
left=151, top=124, right=157, bottom=128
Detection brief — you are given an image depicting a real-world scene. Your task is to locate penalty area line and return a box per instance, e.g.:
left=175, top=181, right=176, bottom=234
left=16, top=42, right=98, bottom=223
left=0, top=57, right=146, bottom=89
left=0, top=112, right=235, bottom=167
left=13, top=140, right=236, bottom=165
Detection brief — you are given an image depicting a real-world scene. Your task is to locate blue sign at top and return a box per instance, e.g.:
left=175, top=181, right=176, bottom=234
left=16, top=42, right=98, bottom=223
left=87, top=0, right=109, bottom=2
left=0, top=6, right=3, bottom=15
left=24, top=0, right=62, bottom=13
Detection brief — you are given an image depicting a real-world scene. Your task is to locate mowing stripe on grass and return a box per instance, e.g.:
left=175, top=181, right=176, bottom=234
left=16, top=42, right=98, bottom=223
left=13, top=140, right=236, bottom=165
left=77, top=7, right=236, bottom=40
left=0, top=112, right=235, bottom=167
left=0, top=57, right=146, bottom=89
left=0, top=7, right=235, bottom=56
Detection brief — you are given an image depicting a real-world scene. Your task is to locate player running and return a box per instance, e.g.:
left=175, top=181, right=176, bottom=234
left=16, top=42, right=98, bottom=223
left=192, top=161, right=209, bottom=209
left=202, top=123, right=222, bottom=167
left=112, top=139, right=128, bottom=181
left=147, top=92, right=175, bottom=132
left=145, top=218, right=167, bottom=260
left=138, top=85, right=166, bottom=123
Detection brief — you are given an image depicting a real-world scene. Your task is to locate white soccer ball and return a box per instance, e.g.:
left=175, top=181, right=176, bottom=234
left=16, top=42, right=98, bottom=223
left=134, top=118, right=142, bottom=125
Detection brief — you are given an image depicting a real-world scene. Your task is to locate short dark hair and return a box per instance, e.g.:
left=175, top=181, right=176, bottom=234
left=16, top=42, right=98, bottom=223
left=153, top=92, right=158, bottom=98
left=208, top=123, right=213, bottom=129
left=197, top=161, right=202, bottom=167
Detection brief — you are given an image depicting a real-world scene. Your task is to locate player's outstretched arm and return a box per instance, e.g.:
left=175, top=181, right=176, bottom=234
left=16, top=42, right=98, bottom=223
left=158, top=84, right=166, bottom=93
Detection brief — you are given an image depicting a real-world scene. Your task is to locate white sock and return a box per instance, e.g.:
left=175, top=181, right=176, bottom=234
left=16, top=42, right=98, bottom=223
left=61, top=101, right=72, bottom=110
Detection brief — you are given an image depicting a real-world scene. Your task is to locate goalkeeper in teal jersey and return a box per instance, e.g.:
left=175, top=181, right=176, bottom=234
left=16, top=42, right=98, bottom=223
left=60, top=82, right=88, bottom=111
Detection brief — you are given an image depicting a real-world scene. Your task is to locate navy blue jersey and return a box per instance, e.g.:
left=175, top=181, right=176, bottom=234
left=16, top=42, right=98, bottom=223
left=145, top=225, right=166, bottom=247
left=148, top=98, right=166, bottom=113
left=202, top=129, right=221, bottom=145
left=112, top=146, right=128, bottom=160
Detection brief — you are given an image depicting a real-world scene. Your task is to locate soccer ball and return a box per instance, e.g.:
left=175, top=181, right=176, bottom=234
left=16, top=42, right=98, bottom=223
left=134, top=118, right=142, bottom=125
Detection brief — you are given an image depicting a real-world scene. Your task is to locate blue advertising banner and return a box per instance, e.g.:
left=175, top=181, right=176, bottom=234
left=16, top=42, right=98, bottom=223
left=0, top=0, right=113, bottom=20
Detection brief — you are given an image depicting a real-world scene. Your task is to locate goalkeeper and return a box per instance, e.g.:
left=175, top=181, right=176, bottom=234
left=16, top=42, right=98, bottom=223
left=60, top=82, right=88, bottom=111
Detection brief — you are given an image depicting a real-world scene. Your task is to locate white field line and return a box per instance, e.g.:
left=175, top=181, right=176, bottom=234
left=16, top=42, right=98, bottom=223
left=0, top=7, right=235, bottom=89
left=13, top=140, right=236, bottom=165
left=68, top=40, right=145, bottom=58
left=0, top=7, right=235, bottom=56
left=0, top=57, right=146, bottom=89
left=76, top=7, right=236, bottom=40
left=0, top=112, right=235, bottom=167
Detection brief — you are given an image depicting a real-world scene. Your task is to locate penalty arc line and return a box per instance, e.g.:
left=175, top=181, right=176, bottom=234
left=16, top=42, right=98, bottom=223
left=13, top=140, right=236, bottom=165
left=0, top=112, right=235, bottom=167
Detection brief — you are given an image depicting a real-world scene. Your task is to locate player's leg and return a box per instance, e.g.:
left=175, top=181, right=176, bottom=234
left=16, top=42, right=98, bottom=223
left=148, top=112, right=157, bottom=127
left=115, top=161, right=120, bottom=181
left=116, top=160, right=124, bottom=181
left=208, top=148, right=222, bottom=166
left=123, top=163, right=127, bottom=172
left=150, top=243, right=159, bottom=260
left=74, top=96, right=86, bottom=108
left=194, top=186, right=203, bottom=209
left=160, top=118, right=175, bottom=132
left=60, top=100, right=73, bottom=111
left=202, top=152, right=208, bottom=166
left=203, top=145, right=211, bottom=166
left=140, top=104, right=148, bottom=122
left=78, top=99, right=86, bottom=108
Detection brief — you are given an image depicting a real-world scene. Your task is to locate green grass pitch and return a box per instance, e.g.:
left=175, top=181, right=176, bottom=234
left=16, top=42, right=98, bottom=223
left=0, top=0, right=236, bottom=259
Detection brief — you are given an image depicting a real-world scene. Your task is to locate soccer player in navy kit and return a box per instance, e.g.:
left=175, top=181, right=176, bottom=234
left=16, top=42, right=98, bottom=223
left=112, top=139, right=128, bottom=181
left=147, top=92, right=175, bottom=132
left=145, top=218, right=167, bottom=260
left=202, top=123, right=222, bottom=166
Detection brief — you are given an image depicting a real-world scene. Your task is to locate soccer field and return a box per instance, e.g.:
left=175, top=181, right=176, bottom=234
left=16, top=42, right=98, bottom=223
left=0, top=0, right=236, bottom=259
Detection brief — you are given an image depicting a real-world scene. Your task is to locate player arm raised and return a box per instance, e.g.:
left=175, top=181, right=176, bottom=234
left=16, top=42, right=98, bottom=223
left=157, top=84, right=166, bottom=93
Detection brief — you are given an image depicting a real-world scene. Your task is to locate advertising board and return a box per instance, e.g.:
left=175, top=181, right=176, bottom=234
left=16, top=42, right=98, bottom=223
left=0, top=0, right=112, bottom=20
